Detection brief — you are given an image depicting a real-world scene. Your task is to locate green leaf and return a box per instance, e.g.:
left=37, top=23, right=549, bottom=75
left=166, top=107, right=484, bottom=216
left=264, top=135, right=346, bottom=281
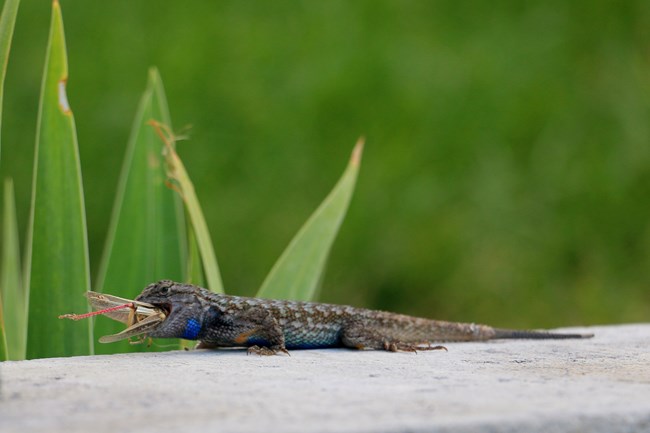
left=0, top=295, right=6, bottom=360
left=186, top=224, right=205, bottom=287
left=153, top=122, right=224, bottom=293
left=25, top=0, right=92, bottom=359
left=257, top=138, right=364, bottom=301
left=0, top=0, right=20, bottom=157
left=0, top=0, right=20, bottom=362
left=94, top=68, right=187, bottom=354
left=1, top=178, right=26, bottom=360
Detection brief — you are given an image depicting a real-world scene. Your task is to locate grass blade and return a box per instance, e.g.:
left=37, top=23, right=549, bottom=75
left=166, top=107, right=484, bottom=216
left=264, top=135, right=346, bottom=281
left=152, top=121, right=224, bottom=293
left=0, top=295, right=6, bottom=360
left=0, top=0, right=20, bottom=361
left=1, top=178, right=25, bottom=360
left=257, top=138, right=364, bottom=301
left=94, top=68, right=187, bottom=354
left=25, top=0, right=92, bottom=358
left=187, top=224, right=205, bottom=287
left=0, top=0, right=20, bottom=157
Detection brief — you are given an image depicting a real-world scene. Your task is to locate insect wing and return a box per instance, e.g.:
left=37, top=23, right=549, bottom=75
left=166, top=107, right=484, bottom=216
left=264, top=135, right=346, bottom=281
left=85, top=291, right=157, bottom=324
left=98, top=313, right=165, bottom=343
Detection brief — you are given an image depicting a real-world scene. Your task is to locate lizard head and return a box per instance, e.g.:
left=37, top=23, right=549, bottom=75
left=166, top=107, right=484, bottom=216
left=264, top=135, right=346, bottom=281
left=135, top=280, right=203, bottom=339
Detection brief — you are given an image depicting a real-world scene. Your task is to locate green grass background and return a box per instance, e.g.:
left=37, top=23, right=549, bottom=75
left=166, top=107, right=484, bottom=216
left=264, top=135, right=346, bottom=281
left=2, top=1, right=649, bottom=328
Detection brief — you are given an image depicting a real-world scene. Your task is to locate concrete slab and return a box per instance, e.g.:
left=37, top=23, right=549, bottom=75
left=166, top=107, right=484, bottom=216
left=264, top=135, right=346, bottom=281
left=1, top=324, right=649, bottom=433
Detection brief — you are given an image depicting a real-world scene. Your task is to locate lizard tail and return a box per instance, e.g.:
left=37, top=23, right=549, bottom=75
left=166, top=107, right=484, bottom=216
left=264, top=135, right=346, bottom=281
left=492, top=328, right=594, bottom=339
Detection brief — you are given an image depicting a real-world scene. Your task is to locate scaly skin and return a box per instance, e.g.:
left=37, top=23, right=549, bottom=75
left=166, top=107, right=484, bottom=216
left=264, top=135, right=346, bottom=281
left=135, top=280, right=593, bottom=354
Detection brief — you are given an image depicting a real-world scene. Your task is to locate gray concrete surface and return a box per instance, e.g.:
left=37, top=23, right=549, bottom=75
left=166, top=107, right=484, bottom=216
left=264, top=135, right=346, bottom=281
left=1, top=324, right=649, bottom=433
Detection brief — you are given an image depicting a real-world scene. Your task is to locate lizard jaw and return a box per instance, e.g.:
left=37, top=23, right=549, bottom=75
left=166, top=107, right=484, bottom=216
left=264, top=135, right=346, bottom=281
left=151, top=302, right=172, bottom=317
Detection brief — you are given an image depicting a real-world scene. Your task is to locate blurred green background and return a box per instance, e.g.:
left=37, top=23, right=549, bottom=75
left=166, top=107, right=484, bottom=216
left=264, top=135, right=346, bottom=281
left=2, top=1, right=649, bottom=328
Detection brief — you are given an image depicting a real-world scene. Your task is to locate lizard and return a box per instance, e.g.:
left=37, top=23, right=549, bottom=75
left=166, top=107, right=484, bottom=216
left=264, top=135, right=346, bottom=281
left=133, top=280, right=594, bottom=355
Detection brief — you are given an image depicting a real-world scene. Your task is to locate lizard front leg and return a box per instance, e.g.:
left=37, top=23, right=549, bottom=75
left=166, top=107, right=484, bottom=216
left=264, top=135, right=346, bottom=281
left=229, top=306, right=288, bottom=355
left=196, top=305, right=287, bottom=354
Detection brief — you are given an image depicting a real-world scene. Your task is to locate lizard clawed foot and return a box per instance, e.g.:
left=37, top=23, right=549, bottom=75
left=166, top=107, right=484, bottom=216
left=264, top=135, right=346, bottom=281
left=246, top=345, right=290, bottom=356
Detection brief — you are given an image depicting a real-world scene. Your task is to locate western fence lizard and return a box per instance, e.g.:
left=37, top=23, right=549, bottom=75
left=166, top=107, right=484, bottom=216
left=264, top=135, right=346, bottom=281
left=135, top=280, right=593, bottom=355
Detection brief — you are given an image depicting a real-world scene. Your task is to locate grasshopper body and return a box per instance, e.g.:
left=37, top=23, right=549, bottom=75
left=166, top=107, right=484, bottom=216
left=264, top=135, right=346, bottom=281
left=59, top=291, right=166, bottom=343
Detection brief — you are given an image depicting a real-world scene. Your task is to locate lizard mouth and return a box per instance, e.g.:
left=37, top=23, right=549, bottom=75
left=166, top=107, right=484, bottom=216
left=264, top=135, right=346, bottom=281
left=153, top=302, right=172, bottom=317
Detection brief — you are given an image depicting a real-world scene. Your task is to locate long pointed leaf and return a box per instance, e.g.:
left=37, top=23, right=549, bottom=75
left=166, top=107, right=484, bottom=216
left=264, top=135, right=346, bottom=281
left=94, top=68, right=187, bottom=354
left=25, top=0, right=92, bottom=359
left=0, top=0, right=20, bottom=157
left=186, top=224, right=205, bottom=287
left=0, top=0, right=20, bottom=360
left=0, top=296, right=4, bottom=361
left=0, top=284, right=5, bottom=361
left=1, top=178, right=25, bottom=360
left=257, top=138, right=364, bottom=301
left=0, top=290, right=6, bottom=360
left=0, top=0, right=20, bottom=361
left=153, top=122, right=224, bottom=293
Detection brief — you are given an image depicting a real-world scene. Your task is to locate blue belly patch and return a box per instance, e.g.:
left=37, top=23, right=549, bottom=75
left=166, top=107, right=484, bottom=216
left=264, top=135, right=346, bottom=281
left=246, top=337, right=270, bottom=347
left=182, top=318, right=201, bottom=340
left=286, top=342, right=334, bottom=349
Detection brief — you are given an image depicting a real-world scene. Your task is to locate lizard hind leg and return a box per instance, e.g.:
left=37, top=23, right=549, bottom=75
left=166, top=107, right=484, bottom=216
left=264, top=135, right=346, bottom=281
left=339, top=323, right=383, bottom=350
left=383, top=342, right=448, bottom=353
left=341, top=324, right=447, bottom=353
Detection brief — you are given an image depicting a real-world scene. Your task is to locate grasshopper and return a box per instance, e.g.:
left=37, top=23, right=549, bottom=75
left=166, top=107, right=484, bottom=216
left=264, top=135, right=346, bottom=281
left=59, top=291, right=166, bottom=344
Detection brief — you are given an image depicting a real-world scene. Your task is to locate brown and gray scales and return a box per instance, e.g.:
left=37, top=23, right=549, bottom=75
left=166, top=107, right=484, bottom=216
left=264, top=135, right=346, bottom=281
left=135, top=280, right=593, bottom=354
